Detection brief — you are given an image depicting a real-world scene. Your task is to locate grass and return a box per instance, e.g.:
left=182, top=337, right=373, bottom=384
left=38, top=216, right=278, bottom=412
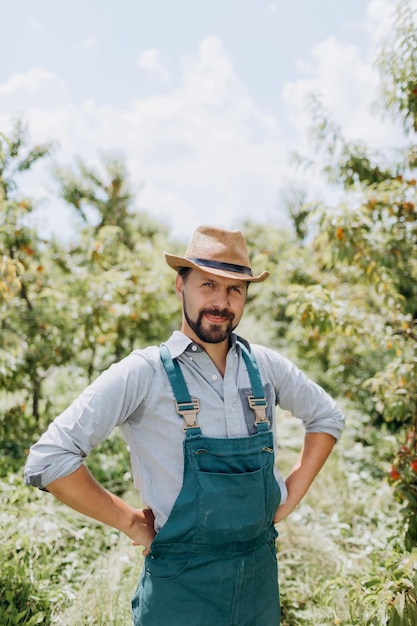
left=54, top=535, right=139, bottom=625
left=1, top=402, right=408, bottom=625
left=276, top=408, right=403, bottom=625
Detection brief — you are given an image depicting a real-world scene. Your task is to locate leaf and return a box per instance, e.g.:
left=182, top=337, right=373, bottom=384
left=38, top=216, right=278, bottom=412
left=408, top=598, right=417, bottom=626
left=388, top=604, right=406, bottom=626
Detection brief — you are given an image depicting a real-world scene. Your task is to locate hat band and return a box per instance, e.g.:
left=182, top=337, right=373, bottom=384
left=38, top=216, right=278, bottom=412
left=188, top=258, right=253, bottom=276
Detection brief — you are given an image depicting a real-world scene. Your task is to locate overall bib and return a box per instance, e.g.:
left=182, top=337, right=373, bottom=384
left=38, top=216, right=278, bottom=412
left=131, top=342, right=282, bottom=626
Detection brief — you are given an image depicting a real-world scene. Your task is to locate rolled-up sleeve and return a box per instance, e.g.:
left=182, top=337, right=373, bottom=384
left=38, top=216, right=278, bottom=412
left=24, top=351, right=154, bottom=489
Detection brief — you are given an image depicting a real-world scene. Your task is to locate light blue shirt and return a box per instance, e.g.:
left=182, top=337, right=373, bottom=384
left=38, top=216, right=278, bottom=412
left=25, top=331, right=345, bottom=530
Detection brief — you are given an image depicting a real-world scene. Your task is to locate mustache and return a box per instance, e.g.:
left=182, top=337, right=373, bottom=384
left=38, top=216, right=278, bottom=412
left=200, top=307, right=234, bottom=321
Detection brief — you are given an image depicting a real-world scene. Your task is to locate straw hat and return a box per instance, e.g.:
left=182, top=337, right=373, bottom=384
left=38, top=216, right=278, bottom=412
left=164, top=225, right=269, bottom=283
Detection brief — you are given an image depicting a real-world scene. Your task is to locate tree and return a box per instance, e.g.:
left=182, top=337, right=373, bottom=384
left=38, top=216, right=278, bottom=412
left=0, top=122, right=181, bottom=466
left=0, top=119, right=75, bottom=427
left=54, top=155, right=180, bottom=379
left=276, top=0, right=417, bottom=549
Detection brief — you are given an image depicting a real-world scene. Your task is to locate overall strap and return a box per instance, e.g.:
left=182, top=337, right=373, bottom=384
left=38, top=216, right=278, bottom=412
left=160, top=344, right=201, bottom=435
left=237, top=341, right=270, bottom=432
left=160, top=342, right=269, bottom=435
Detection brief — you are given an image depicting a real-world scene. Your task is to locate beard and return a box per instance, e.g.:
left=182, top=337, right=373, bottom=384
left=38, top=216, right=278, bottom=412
left=183, top=299, right=236, bottom=344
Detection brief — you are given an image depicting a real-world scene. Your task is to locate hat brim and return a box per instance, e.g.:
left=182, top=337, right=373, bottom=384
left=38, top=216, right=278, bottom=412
left=164, top=253, right=270, bottom=283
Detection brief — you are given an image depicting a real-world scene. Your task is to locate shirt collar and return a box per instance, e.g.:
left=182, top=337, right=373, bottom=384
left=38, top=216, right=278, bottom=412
left=164, top=331, right=239, bottom=359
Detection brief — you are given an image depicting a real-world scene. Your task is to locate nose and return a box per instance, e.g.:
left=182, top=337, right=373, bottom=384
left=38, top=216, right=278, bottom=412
left=211, top=287, right=229, bottom=309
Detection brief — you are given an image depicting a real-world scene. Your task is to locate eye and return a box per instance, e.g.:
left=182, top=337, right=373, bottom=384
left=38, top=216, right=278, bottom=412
left=230, top=285, right=242, bottom=294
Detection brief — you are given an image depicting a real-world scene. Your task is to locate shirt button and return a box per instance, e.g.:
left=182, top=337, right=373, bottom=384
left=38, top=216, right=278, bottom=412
left=191, top=345, right=198, bottom=352
left=211, top=374, right=218, bottom=381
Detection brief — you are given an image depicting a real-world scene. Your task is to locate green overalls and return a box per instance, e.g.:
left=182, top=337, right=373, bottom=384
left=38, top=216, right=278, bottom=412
left=131, top=342, right=281, bottom=626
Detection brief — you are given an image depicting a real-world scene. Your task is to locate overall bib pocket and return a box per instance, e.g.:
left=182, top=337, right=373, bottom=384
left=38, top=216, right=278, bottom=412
left=196, top=465, right=269, bottom=544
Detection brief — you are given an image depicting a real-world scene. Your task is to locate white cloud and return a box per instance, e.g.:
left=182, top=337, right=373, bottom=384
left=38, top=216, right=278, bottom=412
left=0, top=10, right=407, bottom=242
left=29, top=16, right=44, bottom=31
left=180, top=37, right=244, bottom=108
left=283, top=11, right=404, bottom=160
left=138, top=48, right=171, bottom=83
left=0, top=69, right=70, bottom=109
left=71, top=36, right=98, bottom=57
left=0, top=38, right=291, bottom=239
left=138, top=49, right=160, bottom=70
left=285, top=37, right=378, bottom=132
left=79, top=37, right=289, bottom=233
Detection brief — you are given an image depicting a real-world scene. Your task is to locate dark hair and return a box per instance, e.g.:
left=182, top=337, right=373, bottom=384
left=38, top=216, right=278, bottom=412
left=178, top=267, right=192, bottom=281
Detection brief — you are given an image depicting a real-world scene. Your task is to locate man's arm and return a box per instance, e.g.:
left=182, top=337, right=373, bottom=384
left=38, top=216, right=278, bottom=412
left=46, top=466, right=155, bottom=552
left=273, top=432, right=336, bottom=523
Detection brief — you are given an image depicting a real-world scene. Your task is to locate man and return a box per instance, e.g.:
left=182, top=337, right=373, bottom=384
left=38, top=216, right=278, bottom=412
left=25, top=225, right=344, bottom=625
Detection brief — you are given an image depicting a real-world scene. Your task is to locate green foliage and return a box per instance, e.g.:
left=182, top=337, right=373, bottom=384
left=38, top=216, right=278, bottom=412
left=0, top=472, right=128, bottom=625
left=0, top=552, right=53, bottom=626
left=0, top=122, right=180, bottom=429
left=0, top=118, right=76, bottom=422
left=55, top=156, right=136, bottom=247
left=389, top=429, right=417, bottom=551
left=0, top=404, right=35, bottom=474
left=274, top=1, right=417, bottom=437
left=289, top=7, right=417, bottom=555
left=271, top=408, right=414, bottom=626
left=1, top=405, right=410, bottom=626
left=292, top=93, right=396, bottom=188
left=86, top=430, right=132, bottom=496
left=245, top=1, right=417, bottom=556
left=324, top=552, right=417, bottom=625
left=292, top=150, right=417, bottom=438
left=376, top=0, right=417, bottom=134
left=52, top=155, right=179, bottom=379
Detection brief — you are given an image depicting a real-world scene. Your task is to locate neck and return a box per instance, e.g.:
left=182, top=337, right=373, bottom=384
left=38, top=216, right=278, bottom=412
left=202, top=341, right=229, bottom=377
left=181, top=324, right=230, bottom=377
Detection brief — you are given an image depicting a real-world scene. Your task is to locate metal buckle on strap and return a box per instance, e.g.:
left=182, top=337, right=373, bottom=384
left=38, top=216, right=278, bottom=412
left=248, top=395, right=270, bottom=426
left=175, top=398, right=201, bottom=431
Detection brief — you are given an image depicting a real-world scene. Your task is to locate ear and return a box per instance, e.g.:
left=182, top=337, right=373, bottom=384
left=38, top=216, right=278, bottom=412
left=175, top=274, right=184, bottom=301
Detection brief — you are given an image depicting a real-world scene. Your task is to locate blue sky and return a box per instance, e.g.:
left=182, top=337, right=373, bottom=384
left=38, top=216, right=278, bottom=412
left=0, top=0, right=405, bottom=241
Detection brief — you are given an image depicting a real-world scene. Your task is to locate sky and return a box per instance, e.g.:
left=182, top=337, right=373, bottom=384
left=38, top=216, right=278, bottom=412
left=0, top=0, right=409, bottom=243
